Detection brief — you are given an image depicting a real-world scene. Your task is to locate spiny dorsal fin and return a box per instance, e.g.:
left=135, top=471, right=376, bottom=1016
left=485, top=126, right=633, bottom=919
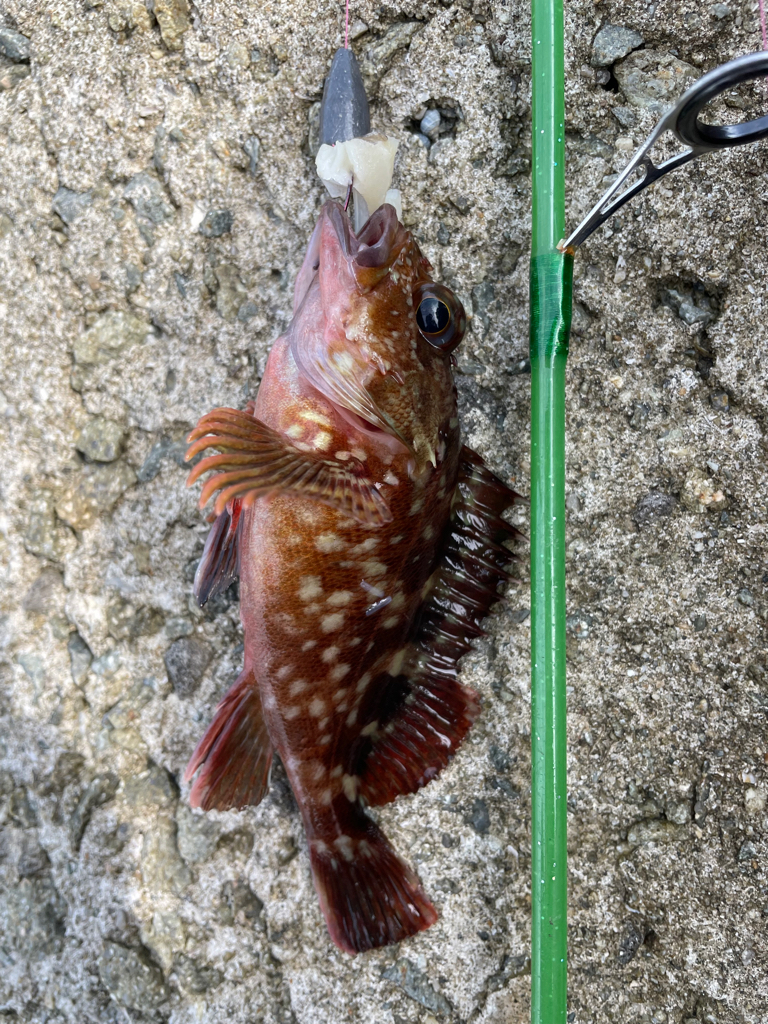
left=185, top=406, right=392, bottom=527
left=358, top=446, right=524, bottom=806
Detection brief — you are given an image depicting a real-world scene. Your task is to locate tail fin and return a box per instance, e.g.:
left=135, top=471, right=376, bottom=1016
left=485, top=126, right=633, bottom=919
left=309, top=801, right=437, bottom=954
left=184, top=667, right=273, bottom=811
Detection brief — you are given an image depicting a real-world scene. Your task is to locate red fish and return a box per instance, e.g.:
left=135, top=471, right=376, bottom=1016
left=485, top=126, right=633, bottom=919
left=183, top=200, right=521, bottom=954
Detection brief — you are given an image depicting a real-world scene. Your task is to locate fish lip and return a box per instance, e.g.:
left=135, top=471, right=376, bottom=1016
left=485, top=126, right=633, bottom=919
left=323, top=200, right=400, bottom=273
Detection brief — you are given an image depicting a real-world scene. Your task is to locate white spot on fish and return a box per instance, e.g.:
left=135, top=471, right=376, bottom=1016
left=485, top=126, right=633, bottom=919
left=298, top=576, right=323, bottom=601
left=309, top=697, right=326, bottom=717
left=284, top=706, right=301, bottom=720
left=314, top=430, right=332, bottom=451
left=360, top=720, right=379, bottom=737
left=302, top=640, right=317, bottom=652
left=355, top=672, right=372, bottom=694
left=348, top=637, right=362, bottom=647
left=309, top=761, right=326, bottom=781
left=316, top=532, right=345, bottom=553
left=341, top=775, right=359, bottom=802
left=351, top=448, right=367, bottom=462
left=332, top=688, right=348, bottom=702
left=391, top=592, right=405, bottom=609
left=320, top=733, right=332, bottom=745
left=329, top=663, right=351, bottom=682
left=319, top=787, right=333, bottom=805
left=327, top=590, right=354, bottom=607
left=423, top=524, right=435, bottom=540
left=362, top=559, right=387, bottom=577
left=289, top=679, right=308, bottom=696
left=286, top=423, right=304, bottom=439
left=382, top=615, right=400, bottom=629
left=388, top=648, right=407, bottom=676
left=389, top=534, right=403, bottom=545
left=276, top=665, right=293, bottom=680
left=321, top=646, right=339, bottom=663
left=335, top=450, right=351, bottom=461
left=346, top=708, right=358, bottom=727
left=335, top=834, right=355, bottom=860
left=321, top=611, right=345, bottom=632
left=410, top=496, right=425, bottom=515
left=331, top=765, right=343, bottom=778
left=383, top=471, right=399, bottom=486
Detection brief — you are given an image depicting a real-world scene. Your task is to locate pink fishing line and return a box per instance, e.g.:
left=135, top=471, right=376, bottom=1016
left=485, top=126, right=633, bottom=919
left=345, top=0, right=350, bottom=48
left=760, top=0, right=768, bottom=51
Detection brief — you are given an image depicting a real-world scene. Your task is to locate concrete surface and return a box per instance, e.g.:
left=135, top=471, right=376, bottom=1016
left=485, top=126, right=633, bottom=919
left=0, top=0, right=766, bottom=1021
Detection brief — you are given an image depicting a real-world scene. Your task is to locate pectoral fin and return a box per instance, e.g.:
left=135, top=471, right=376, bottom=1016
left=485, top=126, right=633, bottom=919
left=185, top=406, right=392, bottom=526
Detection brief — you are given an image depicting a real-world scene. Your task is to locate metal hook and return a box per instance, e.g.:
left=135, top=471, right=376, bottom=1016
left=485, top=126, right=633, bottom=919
left=564, top=50, right=768, bottom=250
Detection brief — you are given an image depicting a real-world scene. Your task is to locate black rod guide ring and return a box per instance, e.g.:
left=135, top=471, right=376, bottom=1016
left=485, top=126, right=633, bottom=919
left=675, top=50, right=768, bottom=149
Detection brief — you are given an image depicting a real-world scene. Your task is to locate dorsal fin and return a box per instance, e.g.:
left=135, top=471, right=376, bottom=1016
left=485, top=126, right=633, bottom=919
left=358, top=447, right=524, bottom=806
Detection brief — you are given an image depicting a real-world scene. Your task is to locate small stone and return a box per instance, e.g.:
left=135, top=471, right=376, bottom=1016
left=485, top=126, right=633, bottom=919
left=55, top=461, right=137, bottom=530
left=68, top=632, right=93, bottom=685
left=615, top=50, right=700, bottom=114
left=710, top=2, right=731, bottom=18
left=361, top=22, right=422, bottom=82
left=141, top=816, right=192, bottom=896
left=173, top=953, right=224, bottom=994
left=164, top=637, right=212, bottom=697
left=617, top=920, right=645, bottom=963
left=381, top=958, right=453, bottom=1017
left=420, top=109, right=441, bottom=140
left=153, top=0, right=190, bottom=52
left=243, top=136, right=260, bottom=176
left=466, top=797, right=490, bottom=834
left=75, top=417, right=126, bottom=462
left=73, top=310, right=150, bottom=366
left=214, top=264, right=248, bottom=320
left=0, top=212, right=13, bottom=237
left=24, top=489, right=75, bottom=562
left=0, top=64, right=30, bottom=90
left=737, top=588, right=753, bottom=607
left=98, top=942, right=169, bottom=1013
left=69, top=773, right=120, bottom=848
left=22, top=568, right=66, bottom=616
left=176, top=803, right=222, bottom=864
left=17, top=835, right=51, bottom=878
left=199, top=209, right=234, bottom=238
left=709, top=389, right=730, bottom=412
left=437, top=223, right=451, bottom=245
left=744, top=786, right=767, bottom=815
left=738, top=840, right=757, bottom=861
left=692, top=614, right=707, bottom=633
left=91, top=649, right=121, bottom=677
left=626, top=820, right=685, bottom=847
left=591, top=24, right=644, bottom=67
left=0, top=26, right=31, bottom=62
left=679, top=470, right=726, bottom=514
left=451, top=195, right=472, bottom=215
left=123, top=764, right=178, bottom=811
left=236, top=300, right=259, bottom=322
left=226, top=41, right=250, bottom=68
left=124, top=172, right=174, bottom=225
left=51, top=186, right=92, bottom=225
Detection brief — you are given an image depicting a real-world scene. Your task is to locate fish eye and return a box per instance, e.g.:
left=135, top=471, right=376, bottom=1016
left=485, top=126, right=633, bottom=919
left=414, top=283, right=466, bottom=353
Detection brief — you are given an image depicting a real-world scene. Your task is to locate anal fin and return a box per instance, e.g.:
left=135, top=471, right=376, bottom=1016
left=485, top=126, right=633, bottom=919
left=184, top=666, right=273, bottom=811
left=359, top=446, right=523, bottom=807
left=193, top=497, right=243, bottom=606
left=185, top=406, right=391, bottom=526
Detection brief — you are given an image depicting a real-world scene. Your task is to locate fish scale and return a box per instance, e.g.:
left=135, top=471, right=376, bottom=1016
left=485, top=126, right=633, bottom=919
left=183, top=199, right=522, bottom=954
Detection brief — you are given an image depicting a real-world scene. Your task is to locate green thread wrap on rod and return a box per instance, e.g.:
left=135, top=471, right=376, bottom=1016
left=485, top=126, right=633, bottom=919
left=529, top=252, right=572, bottom=1024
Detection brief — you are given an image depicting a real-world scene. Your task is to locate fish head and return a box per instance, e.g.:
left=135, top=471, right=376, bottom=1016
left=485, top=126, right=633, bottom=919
left=290, top=200, right=466, bottom=470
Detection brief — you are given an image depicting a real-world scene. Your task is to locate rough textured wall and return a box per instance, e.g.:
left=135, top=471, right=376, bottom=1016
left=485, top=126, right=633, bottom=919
left=0, top=0, right=767, bottom=1022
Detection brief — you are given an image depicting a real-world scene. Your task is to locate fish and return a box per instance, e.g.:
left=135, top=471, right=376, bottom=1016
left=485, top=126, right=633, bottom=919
left=183, top=198, right=522, bottom=955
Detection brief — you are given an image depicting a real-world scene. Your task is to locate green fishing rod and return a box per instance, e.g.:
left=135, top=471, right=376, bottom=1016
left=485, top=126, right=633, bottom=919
left=528, top=0, right=571, bottom=1016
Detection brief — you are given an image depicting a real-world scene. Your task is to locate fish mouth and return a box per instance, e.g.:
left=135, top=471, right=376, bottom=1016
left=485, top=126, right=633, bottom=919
left=324, top=200, right=402, bottom=282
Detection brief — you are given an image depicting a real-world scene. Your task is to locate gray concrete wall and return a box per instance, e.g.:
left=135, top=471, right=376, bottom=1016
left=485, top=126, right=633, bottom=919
left=0, top=0, right=766, bottom=1021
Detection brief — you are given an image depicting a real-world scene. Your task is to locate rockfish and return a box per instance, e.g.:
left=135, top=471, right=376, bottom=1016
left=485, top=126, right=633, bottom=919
left=183, top=200, right=521, bottom=954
